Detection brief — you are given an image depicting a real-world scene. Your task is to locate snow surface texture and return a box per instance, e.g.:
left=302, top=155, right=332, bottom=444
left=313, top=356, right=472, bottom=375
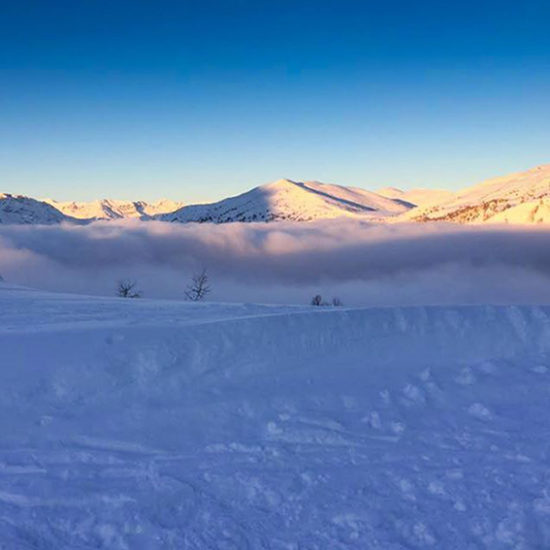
left=2, top=284, right=550, bottom=548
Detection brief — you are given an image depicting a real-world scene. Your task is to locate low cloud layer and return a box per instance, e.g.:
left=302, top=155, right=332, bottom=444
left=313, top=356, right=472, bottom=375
left=1, top=219, right=550, bottom=306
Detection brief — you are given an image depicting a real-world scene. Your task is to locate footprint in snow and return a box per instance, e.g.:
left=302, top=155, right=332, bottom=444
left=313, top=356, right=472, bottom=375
left=468, top=403, right=492, bottom=421
left=478, top=360, right=498, bottom=375
left=398, top=479, right=416, bottom=501
left=531, top=365, right=548, bottom=374
left=391, top=421, right=406, bottom=435
left=427, top=480, right=446, bottom=496
left=402, top=384, right=426, bottom=406
left=361, top=411, right=382, bottom=430
left=455, top=367, right=476, bottom=386
left=379, top=389, right=391, bottom=405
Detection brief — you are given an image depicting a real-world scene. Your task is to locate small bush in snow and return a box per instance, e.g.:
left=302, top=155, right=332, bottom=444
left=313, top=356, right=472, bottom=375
left=311, top=295, right=342, bottom=307
left=185, top=269, right=211, bottom=301
left=116, top=279, right=142, bottom=298
left=311, top=294, right=323, bottom=306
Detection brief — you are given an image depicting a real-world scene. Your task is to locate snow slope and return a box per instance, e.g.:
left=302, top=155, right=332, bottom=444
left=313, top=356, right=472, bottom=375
left=407, top=164, right=550, bottom=223
left=1, top=284, right=550, bottom=547
left=44, top=198, right=184, bottom=220
left=159, top=179, right=411, bottom=223
left=487, top=197, right=550, bottom=224
left=377, top=186, right=455, bottom=208
left=0, top=194, right=74, bottom=224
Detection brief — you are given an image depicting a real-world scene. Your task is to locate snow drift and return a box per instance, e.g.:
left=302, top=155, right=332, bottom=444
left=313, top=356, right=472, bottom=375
left=1, top=285, right=550, bottom=547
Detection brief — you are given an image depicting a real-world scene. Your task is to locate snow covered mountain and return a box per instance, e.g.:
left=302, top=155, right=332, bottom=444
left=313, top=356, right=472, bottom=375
left=44, top=198, right=184, bottom=220
left=407, top=164, right=550, bottom=224
left=0, top=194, right=184, bottom=224
left=159, top=178, right=411, bottom=223
left=377, top=186, right=455, bottom=208
left=0, top=193, right=75, bottom=224
left=4, top=164, right=550, bottom=225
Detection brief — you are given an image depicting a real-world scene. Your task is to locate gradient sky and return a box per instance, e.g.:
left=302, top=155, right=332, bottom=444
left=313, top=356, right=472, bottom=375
left=1, top=0, right=550, bottom=202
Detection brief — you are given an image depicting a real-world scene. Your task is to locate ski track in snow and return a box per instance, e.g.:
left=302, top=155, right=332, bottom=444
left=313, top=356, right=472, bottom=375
left=1, top=286, right=550, bottom=548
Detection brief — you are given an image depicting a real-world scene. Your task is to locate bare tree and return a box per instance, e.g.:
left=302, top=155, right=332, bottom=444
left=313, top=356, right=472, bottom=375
left=185, top=268, right=211, bottom=301
left=332, top=297, right=343, bottom=307
left=311, top=294, right=323, bottom=306
left=117, top=279, right=142, bottom=298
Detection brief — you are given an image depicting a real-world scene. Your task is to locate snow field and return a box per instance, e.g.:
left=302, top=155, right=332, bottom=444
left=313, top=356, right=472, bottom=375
left=1, top=287, right=550, bottom=547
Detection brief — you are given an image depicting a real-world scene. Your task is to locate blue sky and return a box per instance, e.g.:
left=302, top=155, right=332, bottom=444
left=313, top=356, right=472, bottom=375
left=1, top=0, right=549, bottom=202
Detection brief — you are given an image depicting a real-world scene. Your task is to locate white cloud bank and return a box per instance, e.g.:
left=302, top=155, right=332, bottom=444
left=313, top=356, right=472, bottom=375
left=1, top=219, right=550, bottom=306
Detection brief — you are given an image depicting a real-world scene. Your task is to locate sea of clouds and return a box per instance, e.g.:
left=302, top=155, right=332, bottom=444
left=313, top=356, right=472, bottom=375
left=1, top=219, right=550, bottom=306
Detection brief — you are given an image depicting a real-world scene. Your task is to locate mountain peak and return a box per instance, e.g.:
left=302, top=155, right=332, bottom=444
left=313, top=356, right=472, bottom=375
left=160, top=179, right=411, bottom=223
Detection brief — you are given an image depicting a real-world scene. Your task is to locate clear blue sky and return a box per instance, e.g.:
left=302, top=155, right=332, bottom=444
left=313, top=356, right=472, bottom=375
left=1, top=0, right=549, bottom=202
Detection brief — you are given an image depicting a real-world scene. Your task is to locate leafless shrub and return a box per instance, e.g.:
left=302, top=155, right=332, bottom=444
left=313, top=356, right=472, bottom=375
left=311, top=294, right=323, bottom=306
left=311, top=294, right=343, bottom=307
left=116, top=279, right=141, bottom=298
left=185, top=268, right=211, bottom=301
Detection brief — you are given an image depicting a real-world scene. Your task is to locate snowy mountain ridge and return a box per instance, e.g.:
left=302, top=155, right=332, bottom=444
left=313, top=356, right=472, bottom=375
left=376, top=186, right=455, bottom=208
left=0, top=194, right=184, bottom=224
left=44, top=198, right=184, bottom=220
left=0, top=193, right=75, bottom=225
left=407, top=164, right=550, bottom=224
left=3, top=163, right=550, bottom=225
left=159, top=178, right=410, bottom=223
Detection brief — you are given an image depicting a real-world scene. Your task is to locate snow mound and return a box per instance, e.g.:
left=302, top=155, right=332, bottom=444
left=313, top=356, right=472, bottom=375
left=159, top=178, right=411, bottom=223
left=1, top=286, right=550, bottom=547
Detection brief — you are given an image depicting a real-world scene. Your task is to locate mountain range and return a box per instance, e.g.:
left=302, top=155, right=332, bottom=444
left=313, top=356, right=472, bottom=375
left=44, top=198, right=184, bottom=220
left=159, top=179, right=412, bottom=223
left=406, top=164, right=550, bottom=224
left=2, top=163, right=549, bottom=225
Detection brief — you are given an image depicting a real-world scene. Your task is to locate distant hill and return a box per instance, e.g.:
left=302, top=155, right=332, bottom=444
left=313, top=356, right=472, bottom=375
left=159, top=179, right=410, bottom=223
left=376, top=187, right=454, bottom=208
left=3, top=164, right=550, bottom=225
left=44, top=198, right=184, bottom=220
left=406, top=164, right=550, bottom=224
left=0, top=194, right=74, bottom=224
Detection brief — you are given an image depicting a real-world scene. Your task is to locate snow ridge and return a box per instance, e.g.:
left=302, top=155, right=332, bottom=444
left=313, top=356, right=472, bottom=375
left=408, top=164, right=550, bottom=224
left=3, top=163, right=550, bottom=225
left=0, top=193, right=75, bottom=225
left=44, top=198, right=184, bottom=220
left=159, top=178, right=410, bottom=223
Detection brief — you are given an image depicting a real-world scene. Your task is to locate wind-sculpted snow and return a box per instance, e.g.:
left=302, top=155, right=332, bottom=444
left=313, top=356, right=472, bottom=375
left=1, top=286, right=550, bottom=547
left=1, top=219, right=550, bottom=305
